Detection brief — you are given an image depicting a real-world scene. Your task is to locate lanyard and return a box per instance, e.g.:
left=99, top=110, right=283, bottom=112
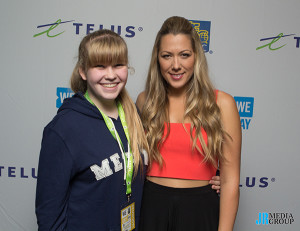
left=84, top=92, right=133, bottom=199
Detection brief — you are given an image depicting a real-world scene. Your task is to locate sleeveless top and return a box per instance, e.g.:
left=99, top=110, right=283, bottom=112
left=147, top=91, right=218, bottom=180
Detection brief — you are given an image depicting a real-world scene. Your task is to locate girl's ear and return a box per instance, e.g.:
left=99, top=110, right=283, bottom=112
left=79, top=67, right=87, bottom=81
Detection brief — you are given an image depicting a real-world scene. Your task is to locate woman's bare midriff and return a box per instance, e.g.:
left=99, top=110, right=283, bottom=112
left=147, top=176, right=209, bottom=188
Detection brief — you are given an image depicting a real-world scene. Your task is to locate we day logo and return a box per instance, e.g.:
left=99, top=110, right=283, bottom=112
left=56, top=87, right=74, bottom=108
left=234, top=96, right=254, bottom=130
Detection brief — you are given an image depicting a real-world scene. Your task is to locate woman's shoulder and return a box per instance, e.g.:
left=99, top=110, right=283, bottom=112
left=136, top=91, right=146, bottom=112
left=216, top=90, right=240, bottom=127
left=216, top=90, right=236, bottom=109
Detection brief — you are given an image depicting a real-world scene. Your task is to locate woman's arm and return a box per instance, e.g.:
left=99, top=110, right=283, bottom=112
left=217, top=91, right=242, bottom=231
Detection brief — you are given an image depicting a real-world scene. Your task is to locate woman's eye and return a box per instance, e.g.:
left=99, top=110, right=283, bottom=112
left=181, top=53, right=191, bottom=58
left=161, top=54, right=171, bottom=59
left=115, top=64, right=124, bottom=67
left=96, top=65, right=105, bottom=68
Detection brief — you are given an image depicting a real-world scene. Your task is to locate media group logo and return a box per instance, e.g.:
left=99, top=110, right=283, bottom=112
left=256, top=212, right=294, bottom=225
left=234, top=96, right=254, bottom=130
left=189, top=20, right=212, bottom=53
left=256, top=33, right=300, bottom=51
left=34, top=19, right=143, bottom=38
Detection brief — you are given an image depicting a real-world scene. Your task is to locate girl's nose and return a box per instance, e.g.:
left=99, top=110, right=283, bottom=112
left=105, top=66, right=117, bottom=79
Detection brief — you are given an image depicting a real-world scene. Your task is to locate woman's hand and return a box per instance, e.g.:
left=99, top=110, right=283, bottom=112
left=209, top=175, right=221, bottom=193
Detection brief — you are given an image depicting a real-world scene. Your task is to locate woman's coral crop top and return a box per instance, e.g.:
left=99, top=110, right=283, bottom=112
left=147, top=124, right=217, bottom=180
left=147, top=90, right=219, bottom=180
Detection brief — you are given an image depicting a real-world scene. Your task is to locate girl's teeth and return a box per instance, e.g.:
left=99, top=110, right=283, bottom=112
left=102, top=83, right=117, bottom=88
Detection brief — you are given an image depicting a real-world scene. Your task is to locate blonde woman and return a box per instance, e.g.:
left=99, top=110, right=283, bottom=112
left=137, top=16, right=241, bottom=231
left=36, top=29, right=148, bottom=231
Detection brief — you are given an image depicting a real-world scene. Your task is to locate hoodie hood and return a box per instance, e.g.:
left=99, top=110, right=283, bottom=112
left=58, top=92, right=103, bottom=120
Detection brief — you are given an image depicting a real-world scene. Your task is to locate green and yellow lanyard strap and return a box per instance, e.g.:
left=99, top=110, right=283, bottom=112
left=84, top=92, right=133, bottom=201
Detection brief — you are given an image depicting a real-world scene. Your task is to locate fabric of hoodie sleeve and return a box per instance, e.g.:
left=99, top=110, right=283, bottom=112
left=35, top=127, right=75, bottom=231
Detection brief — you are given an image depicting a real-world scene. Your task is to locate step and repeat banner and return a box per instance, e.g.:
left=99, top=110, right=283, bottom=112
left=1, top=0, right=299, bottom=230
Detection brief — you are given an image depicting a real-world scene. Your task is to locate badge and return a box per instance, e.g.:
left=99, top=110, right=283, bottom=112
left=121, top=202, right=135, bottom=231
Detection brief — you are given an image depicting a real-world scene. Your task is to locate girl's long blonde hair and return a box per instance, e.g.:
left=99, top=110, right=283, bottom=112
left=141, top=16, right=226, bottom=169
left=70, top=29, right=148, bottom=175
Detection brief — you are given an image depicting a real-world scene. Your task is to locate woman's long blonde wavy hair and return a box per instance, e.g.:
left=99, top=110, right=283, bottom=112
left=70, top=29, right=148, bottom=175
left=140, top=16, right=226, bottom=169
